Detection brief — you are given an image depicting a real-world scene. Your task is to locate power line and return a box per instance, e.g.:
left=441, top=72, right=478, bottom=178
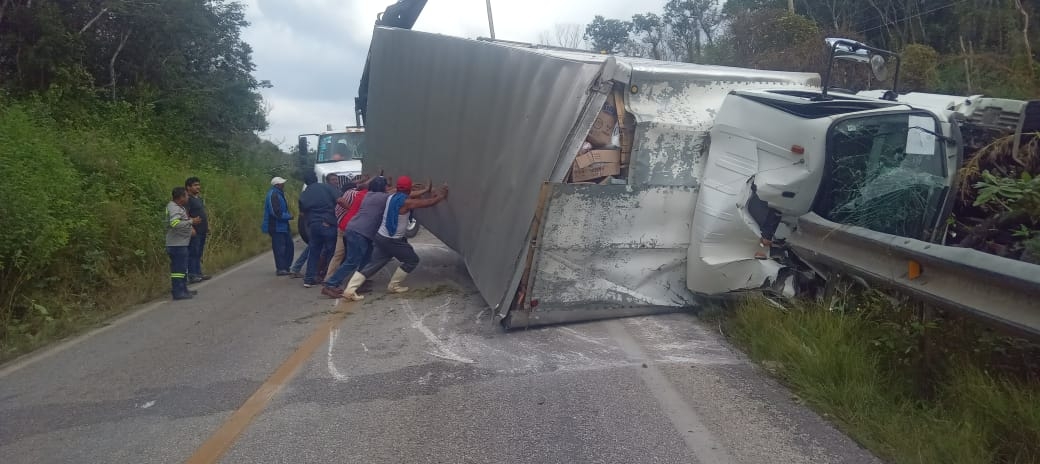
left=855, top=0, right=968, bottom=35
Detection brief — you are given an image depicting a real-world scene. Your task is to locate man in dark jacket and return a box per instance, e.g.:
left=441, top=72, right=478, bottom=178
left=262, top=176, right=294, bottom=276
left=185, top=176, right=211, bottom=283
left=298, top=172, right=341, bottom=287
left=325, top=176, right=391, bottom=300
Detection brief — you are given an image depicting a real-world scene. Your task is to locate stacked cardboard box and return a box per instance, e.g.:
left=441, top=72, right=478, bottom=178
left=566, top=86, right=635, bottom=184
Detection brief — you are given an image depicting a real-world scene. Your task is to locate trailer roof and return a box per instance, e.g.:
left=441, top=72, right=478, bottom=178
left=480, top=37, right=821, bottom=86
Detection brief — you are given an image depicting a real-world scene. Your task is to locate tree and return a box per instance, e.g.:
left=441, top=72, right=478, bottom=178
left=901, top=43, right=939, bottom=91
left=584, top=15, right=632, bottom=54
left=722, top=0, right=785, bottom=16
left=631, top=13, right=667, bottom=60
left=0, top=0, right=269, bottom=160
left=723, top=10, right=824, bottom=71
left=539, top=23, right=586, bottom=49
left=663, top=0, right=722, bottom=63
left=583, top=0, right=1038, bottom=97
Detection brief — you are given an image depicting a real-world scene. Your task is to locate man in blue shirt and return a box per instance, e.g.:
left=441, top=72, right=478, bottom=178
left=262, top=177, right=294, bottom=276
left=185, top=176, right=211, bottom=283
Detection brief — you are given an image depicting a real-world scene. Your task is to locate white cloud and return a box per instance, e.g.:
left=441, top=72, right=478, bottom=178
left=244, top=0, right=669, bottom=147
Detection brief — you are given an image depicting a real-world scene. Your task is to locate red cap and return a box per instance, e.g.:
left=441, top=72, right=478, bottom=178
left=396, top=175, right=413, bottom=192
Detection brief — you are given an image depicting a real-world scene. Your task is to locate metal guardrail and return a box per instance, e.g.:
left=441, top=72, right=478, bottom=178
left=787, top=213, right=1040, bottom=336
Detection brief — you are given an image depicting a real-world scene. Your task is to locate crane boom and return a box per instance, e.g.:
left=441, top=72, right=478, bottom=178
left=355, top=0, right=429, bottom=126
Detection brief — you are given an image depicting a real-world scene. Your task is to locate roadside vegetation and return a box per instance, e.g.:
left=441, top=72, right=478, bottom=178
left=719, top=292, right=1040, bottom=464
left=576, top=2, right=1040, bottom=461
left=575, top=0, right=1038, bottom=101
left=0, top=2, right=297, bottom=361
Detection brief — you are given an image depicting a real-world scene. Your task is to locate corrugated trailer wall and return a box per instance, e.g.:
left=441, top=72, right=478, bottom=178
left=363, top=27, right=604, bottom=314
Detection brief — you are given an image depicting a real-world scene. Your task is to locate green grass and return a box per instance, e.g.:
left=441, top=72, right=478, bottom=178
left=722, top=297, right=1040, bottom=464
left=0, top=98, right=300, bottom=363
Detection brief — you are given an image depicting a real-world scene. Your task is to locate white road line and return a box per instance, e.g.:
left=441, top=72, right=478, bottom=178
left=605, top=319, right=735, bottom=464
left=326, top=329, right=349, bottom=381
left=0, top=252, right=273, bottom=379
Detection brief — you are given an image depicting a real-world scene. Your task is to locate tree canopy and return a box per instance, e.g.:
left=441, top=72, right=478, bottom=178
left=0, top=0, right=271, bottom=161
left=580, top=0, right=1039, bottom=98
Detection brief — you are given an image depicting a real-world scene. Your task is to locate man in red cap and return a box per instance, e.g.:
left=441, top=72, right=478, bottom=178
left=343, top=175, right=448, bottom=298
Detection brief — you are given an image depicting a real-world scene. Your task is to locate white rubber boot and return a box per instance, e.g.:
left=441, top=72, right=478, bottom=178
left=387, top=268, right=410, bottom=293
left=342, top=272, right=367, bottom=301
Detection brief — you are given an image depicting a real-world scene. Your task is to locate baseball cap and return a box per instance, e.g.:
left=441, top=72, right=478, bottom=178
left=270, top=176, right=287, bottom=186
left=396, top=175, right=412, bottom=192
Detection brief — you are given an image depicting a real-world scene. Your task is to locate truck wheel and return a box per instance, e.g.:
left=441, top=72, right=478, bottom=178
left=405, top=219, right=420, bottom=238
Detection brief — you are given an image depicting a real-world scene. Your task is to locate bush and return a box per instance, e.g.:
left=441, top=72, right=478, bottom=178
left=901, top=44, right=940, bottom=92
left=0, top=98, right=293, bottom=359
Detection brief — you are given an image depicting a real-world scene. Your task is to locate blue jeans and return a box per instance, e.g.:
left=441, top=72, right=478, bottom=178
left=167, top=246, right=189, bottom=295
left=270, top=232, right=294, bottom=272
left=305, top=223, right=337, bottom=284
left=324, top=230, right=374, bottom=289
left=291, top=244, right=309, bottom=273
left=188, top=233, right=207, bottom=277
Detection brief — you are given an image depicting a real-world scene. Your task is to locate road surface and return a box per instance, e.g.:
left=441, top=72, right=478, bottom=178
left=0, top=236, right=879, bottom=464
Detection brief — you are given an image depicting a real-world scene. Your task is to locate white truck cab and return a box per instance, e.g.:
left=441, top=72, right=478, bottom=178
left=298, top=125, right=366, bottom=188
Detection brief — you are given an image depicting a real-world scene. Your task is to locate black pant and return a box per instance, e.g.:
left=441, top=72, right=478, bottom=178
left=270, top=232, right=294, bottom=272
left=360, top=235, right=420, bottom=278
left=167, top=245, right=189, bottom=295
left=188, top=232, right=207, bottom=277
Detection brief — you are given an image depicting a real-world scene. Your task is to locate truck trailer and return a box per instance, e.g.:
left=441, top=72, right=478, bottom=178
left=357, top=23, right=1040, bottom=331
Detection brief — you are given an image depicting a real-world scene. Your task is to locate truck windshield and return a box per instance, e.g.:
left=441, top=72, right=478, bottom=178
left=813, top=112, right=947, bottom=240
left=317, top=132, right=366, bottom=163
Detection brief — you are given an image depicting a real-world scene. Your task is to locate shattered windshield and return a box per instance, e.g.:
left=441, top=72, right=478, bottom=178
left=317, top=132, right=366, bottom=163
left=813, top=112, right=947, bottom=240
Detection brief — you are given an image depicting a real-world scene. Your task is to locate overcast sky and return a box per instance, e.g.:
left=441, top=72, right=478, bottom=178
left=241, top=0, right=668, bottom=148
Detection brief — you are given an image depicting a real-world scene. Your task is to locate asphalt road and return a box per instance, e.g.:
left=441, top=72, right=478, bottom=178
left=0, top=236, right=880, bottom=464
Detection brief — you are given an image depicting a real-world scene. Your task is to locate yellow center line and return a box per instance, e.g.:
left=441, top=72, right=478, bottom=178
left=185, top=300, right=358, bottom=464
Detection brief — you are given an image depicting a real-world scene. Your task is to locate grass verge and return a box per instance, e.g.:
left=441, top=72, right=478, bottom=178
left=0, top=99, right=301, bottom=364
left=0, top=234, right=273, bottom=365
left=720, top=296, right=1040, bottom=464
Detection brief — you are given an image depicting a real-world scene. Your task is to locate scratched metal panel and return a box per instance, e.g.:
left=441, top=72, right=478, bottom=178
left=624, top=75, right=820, bottom=187
left=364, top=28, right=604, bottom=312
left=519, top=184, right=699, bottom=325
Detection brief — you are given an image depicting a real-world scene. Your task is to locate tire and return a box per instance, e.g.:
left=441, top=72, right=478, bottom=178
left=404, top=218, right=420, bottom=238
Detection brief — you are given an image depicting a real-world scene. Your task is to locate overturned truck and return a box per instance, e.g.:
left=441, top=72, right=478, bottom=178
left=359, top=26, right=1040, bottom=330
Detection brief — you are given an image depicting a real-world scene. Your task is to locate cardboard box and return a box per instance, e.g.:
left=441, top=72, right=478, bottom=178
left=586, top=101, right=617, bottom=147
left=619, top=113, right=636, bottom=155
left=572, top=161, right=621, bottom=182
left=574, top=149, right=621, bottom=169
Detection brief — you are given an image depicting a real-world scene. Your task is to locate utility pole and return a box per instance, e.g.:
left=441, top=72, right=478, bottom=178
left=486, top=0, right=496, bottom=39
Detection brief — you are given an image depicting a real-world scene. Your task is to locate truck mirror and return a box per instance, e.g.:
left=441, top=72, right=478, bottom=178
left=298, top=136, right=308, bottom=159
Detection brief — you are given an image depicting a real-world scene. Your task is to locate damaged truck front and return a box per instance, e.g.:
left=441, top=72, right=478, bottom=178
left=360, top=28, right=1039, bottom=329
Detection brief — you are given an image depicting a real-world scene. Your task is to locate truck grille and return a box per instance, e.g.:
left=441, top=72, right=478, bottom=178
left=967, top=106, right=1023, bottom=132
left=338, top=174, right=359, bottom=187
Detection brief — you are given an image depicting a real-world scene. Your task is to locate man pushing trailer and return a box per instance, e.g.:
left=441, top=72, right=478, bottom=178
left=352, top=176, right=448, bottom=295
